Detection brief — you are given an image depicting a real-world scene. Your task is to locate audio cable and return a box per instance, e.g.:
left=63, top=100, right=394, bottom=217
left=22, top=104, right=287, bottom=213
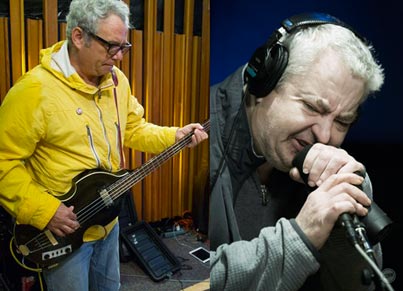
left=9, top=236, right=45, bottom=291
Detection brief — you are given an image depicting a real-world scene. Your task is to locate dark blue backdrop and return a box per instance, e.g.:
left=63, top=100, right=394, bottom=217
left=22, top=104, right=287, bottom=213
left=211, top=1, right=403, bottom=289
left=211, top=0, right=403, bottom=144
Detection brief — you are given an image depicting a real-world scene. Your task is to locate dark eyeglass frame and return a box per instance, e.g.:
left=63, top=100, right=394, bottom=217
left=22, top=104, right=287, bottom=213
left=81, top=28, right=132, bottom=56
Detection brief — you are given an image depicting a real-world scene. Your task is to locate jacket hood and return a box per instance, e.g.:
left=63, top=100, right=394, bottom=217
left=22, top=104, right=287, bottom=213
left=39, top=40, right=114, bottom=95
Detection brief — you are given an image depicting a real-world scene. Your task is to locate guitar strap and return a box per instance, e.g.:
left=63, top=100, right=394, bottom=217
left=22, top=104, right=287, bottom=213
left=111, top=69, right=125, bottom=169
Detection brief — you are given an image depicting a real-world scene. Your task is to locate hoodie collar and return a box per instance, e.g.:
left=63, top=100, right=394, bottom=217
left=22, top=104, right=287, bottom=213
left=50, top=41, right=76, bottom=78
left=41, top=41, right=114, bottom=94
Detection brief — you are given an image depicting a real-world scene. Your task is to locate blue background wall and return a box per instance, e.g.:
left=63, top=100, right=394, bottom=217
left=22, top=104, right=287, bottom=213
left=211, top=1, right=403, bottom=289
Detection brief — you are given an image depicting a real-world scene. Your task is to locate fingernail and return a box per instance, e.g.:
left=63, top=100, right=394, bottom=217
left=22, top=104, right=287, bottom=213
left=308, top=181, right=316, bottom=187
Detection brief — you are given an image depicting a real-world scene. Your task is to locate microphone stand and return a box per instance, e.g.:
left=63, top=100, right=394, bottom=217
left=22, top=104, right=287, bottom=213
left=354, top=223, right=382, bottom=290
left=349, top=217, right=392, bottom=291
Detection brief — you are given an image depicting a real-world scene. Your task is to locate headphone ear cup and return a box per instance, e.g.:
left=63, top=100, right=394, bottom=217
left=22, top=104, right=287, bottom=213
left=246, top=43, right=289, bottom=98
left=245, top=12, right=359, bottom=98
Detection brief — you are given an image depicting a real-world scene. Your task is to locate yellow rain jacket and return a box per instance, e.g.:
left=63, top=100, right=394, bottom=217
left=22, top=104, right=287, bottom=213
left=0, top=41, right=177, bottom=239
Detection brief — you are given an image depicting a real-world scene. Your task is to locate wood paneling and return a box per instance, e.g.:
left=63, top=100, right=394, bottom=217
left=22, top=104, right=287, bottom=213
left=0, top=17, right=10, bottom=102
left=9, top=0, right=25, bottom=84
left=43, top=0, right=58, bottom=47
left=26, top=18, right=43, bottom=70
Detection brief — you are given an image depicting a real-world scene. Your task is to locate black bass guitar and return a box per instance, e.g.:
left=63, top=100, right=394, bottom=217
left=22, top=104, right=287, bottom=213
left=13, top=120, right=209, bottom=268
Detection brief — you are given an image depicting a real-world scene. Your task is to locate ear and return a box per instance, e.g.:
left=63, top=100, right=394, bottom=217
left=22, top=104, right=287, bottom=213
left=244, top=90, right=263, bottom=107
left=250, top=94, right=264, bottom=106
left=71, top=27, right=87, bottom=49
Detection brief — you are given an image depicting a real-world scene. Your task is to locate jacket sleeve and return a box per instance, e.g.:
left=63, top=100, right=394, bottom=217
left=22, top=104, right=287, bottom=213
left=0, top=80, right=60, bottom=230
left=123, top=93, right=178, bottom=154
left=210, top=218, right=320, bottom=291
left=210, top=173, right=383, bottom=291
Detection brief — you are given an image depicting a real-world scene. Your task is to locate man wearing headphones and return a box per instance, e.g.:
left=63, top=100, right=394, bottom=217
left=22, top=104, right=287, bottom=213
left=209, top=13, right=386, bottom=290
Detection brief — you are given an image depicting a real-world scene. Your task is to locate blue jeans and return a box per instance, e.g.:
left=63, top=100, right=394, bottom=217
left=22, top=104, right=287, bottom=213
left=43, top=223, right=121, bottom=291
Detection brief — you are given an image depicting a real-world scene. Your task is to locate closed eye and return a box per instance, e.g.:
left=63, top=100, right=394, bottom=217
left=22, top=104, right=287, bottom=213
left=303, top=102, right=320, bottom=113
left=336, top=120, right=350, bottom=127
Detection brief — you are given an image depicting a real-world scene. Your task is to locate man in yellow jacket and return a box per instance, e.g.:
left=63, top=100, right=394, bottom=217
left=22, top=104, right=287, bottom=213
left=0, top=0, right=207, bottom=290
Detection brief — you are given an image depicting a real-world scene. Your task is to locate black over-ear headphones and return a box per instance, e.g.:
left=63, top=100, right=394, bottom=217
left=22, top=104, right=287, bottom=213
left=244, top=12, right=361, bottom=98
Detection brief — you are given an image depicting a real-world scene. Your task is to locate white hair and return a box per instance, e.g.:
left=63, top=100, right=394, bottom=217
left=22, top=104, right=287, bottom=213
left=66, top=0, right=130, bottom=45
left=278, top=24, right=384, bottom=100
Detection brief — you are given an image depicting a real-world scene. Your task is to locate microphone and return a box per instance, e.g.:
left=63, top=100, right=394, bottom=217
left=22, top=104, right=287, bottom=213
left=292, top=145, right=394, bottom=245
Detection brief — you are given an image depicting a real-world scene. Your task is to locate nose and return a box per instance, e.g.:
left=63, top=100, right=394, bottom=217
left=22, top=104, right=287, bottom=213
left=111, top=49, right=124, bottom=61
left=311, top=117, right=332, bottom=144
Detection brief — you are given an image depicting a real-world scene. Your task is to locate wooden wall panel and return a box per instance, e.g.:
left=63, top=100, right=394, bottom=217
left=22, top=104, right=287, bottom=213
left=150, top=31, right=163, bottom=220
left=160, top=0, right=175, bottom=220
left=26, top=18, right=43, bottom=70
left=59, top=22, right=67, bottom=40
left=128, top=29, right=145, bottom=219
left=143, top=0, right=156, bottom=221
left=182, top=0, right=196, bottom=211
left=172, top=34, right=186, bottom=215
left=201, top=0, right=211, bottom=115
left=0, top=18, right=10, bottom=102
left=9, top=0, right=25, bottom=84
left=43, top=0, right=58, bottom=47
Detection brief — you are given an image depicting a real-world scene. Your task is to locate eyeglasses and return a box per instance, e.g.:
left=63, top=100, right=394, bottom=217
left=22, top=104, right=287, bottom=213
left=82, top=28, right=132, bottom=56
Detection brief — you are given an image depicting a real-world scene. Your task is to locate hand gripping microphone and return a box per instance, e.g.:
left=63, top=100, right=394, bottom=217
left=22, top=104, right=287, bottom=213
left=292, top=145, right=394, bottom=245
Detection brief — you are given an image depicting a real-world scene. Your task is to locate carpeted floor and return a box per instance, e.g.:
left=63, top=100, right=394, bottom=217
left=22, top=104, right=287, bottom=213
left=119, top=229, right=210, bottom=291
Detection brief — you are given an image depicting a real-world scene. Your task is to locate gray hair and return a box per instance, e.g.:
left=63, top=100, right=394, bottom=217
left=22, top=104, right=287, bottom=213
left=66, top=0, right=130, bottom=45
left=278, top=24, right=384, bottom=101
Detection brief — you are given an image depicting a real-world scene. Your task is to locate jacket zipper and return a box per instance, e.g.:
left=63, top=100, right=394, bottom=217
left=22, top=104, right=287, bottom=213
left=94, top=93, right=112, bottom=171
left=115, top=122, right=123, bottom=168
left=86, top=125, right=101, bottom=168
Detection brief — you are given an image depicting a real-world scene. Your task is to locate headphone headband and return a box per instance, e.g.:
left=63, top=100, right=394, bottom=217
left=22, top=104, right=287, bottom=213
left=244, top=12, right=361, bottom=98
left=283, top=13, right=345, bottom=32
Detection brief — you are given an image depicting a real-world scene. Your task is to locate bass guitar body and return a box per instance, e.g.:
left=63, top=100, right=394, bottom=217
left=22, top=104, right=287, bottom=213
left=14, top=169, right=129, bottom=268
